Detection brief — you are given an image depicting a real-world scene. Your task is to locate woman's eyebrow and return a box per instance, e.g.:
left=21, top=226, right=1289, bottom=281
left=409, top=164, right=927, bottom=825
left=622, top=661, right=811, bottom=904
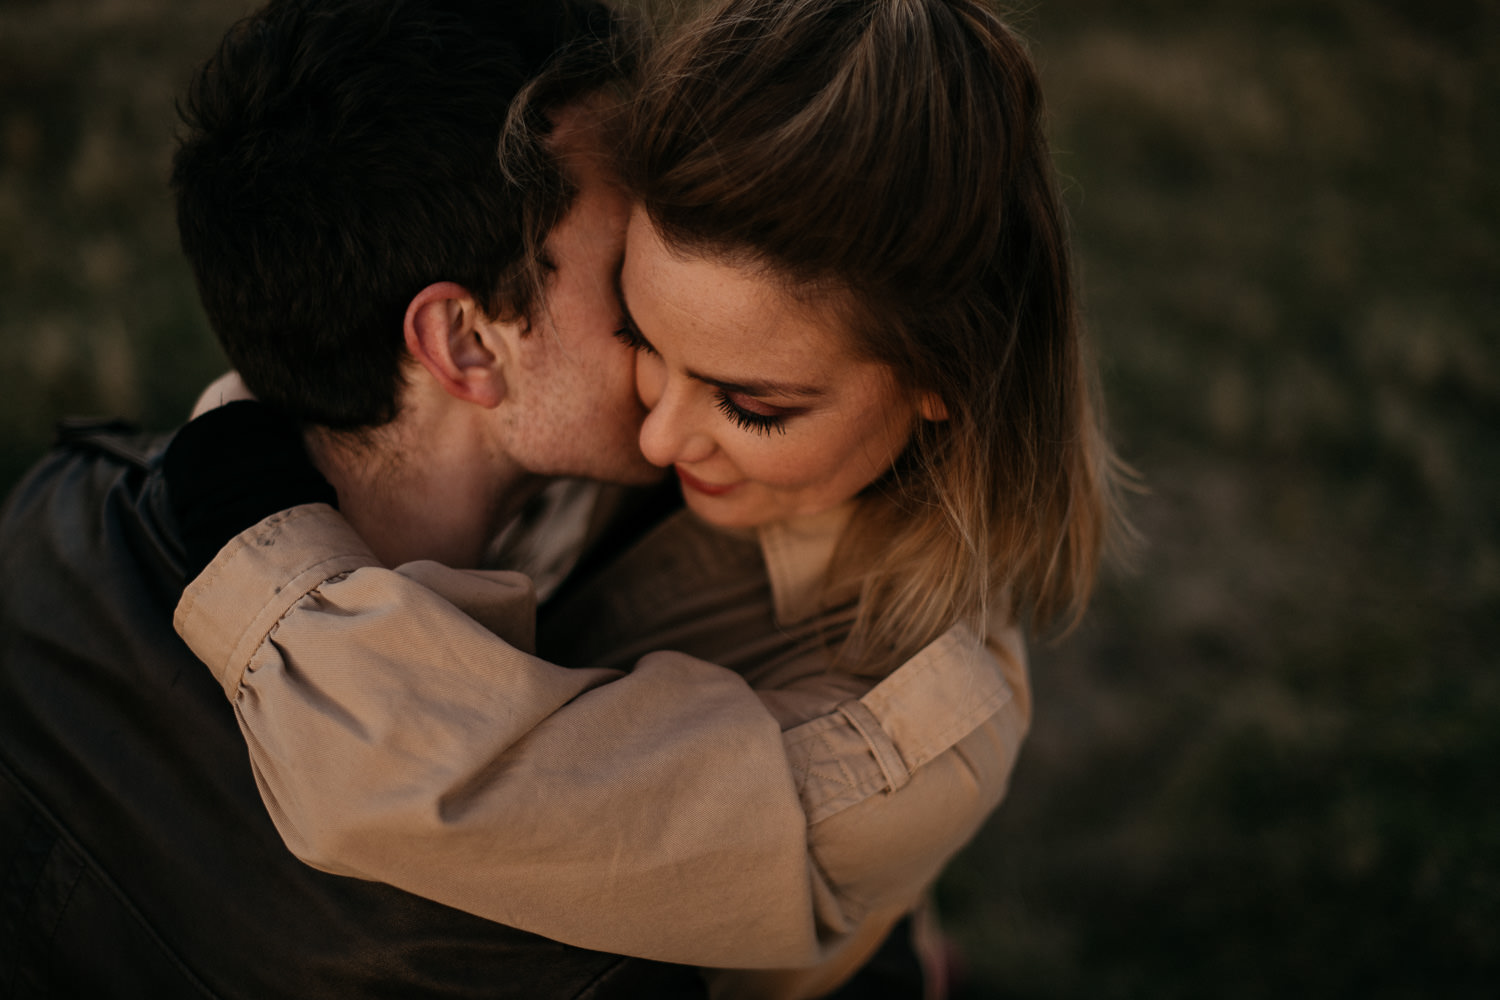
left=616, top=274, right=827, bottom=400
left=699, top=372, right=825, bottom=400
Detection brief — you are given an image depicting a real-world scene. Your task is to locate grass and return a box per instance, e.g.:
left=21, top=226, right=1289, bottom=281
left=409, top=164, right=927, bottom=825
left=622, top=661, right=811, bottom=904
left=941, top=2, right=1499, bottom=996
left=3, top=0, right=1496, bottom=995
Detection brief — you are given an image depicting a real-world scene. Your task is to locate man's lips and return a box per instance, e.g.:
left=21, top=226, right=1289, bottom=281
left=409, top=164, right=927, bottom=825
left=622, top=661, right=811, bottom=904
left=675, top=466, right=738, bottom=497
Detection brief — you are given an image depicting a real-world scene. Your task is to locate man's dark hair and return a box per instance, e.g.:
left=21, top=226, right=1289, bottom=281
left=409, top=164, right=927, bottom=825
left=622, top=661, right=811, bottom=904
left=172, top=0, right=631, bottom=428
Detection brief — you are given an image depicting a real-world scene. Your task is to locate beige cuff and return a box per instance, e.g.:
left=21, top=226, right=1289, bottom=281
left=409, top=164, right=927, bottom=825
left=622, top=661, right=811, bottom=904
left=173, top=504, right=378, bottom=698
left=861, top=623, right=1014, bottom=773
left=783, top=622, right=1015, bottom=824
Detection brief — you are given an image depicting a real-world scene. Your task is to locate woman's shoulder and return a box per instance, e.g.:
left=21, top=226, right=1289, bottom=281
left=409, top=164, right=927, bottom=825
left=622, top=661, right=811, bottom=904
left=859, top=620, right=1028, bottom=772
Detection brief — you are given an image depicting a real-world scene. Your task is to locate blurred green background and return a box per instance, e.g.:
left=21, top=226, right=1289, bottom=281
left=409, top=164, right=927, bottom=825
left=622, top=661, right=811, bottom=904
left=2, top=0, right=1495, bottom=996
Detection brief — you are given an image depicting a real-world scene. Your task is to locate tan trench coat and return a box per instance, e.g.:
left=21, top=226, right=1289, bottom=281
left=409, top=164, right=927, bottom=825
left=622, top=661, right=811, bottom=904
left=175, top=500, right=1030, bottom=997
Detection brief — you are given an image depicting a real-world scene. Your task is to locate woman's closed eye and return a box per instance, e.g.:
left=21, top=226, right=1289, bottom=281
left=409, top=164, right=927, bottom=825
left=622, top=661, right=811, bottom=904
left=715, top=390, right=789, bottom=436
left=616, top=313, right=797, bottom=435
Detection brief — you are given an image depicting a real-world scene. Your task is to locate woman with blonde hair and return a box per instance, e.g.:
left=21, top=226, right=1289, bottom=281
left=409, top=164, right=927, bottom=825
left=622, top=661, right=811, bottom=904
left=620, top=0, right=1112, bottom=669
left=167, top=0, right=1125, bottom=994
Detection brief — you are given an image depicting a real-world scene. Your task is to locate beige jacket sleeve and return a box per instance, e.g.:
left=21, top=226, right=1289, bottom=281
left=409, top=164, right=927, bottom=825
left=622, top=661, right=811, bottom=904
left=175, top=504, right=1026, bottom=971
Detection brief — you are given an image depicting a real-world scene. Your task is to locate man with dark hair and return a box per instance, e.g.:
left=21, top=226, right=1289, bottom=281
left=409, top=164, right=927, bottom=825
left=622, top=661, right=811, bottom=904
left=0, top=1, right=695, bottom=995
left=168, top=0, right=661, bottom=567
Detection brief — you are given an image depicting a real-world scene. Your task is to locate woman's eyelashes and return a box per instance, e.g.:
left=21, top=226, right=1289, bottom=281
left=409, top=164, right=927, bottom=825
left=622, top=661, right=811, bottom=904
left=715, top=391, right=788, bottom=436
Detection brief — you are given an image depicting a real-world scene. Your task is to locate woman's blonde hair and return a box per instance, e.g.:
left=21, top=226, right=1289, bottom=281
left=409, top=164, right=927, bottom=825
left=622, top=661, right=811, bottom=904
left=625, top=0, right=1128, bottom=671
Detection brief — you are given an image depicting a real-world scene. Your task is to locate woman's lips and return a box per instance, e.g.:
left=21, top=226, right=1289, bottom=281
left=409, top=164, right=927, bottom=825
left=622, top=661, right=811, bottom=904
left=675, top=466, right=738, bottom=497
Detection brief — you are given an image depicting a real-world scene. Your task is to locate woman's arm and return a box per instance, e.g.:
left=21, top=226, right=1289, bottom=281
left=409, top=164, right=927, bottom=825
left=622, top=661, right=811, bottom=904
left=176, top=503, right=1026, bottom=969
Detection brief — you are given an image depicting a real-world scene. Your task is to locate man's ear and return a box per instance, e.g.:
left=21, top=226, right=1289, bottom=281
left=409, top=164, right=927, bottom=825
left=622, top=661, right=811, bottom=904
left=404, top=282, right=517, bottom=408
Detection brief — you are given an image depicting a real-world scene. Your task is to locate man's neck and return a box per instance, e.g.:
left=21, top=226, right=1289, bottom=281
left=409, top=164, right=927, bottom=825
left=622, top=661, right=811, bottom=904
left=304, top=423, right=547, bottom=570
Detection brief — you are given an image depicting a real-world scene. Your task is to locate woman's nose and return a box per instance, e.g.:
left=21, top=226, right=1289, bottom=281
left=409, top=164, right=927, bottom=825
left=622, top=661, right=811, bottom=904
left=636, top=359, right=715, bottom=467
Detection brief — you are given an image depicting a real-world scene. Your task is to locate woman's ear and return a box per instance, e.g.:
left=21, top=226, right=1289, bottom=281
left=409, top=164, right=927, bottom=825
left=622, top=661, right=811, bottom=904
left=404, top=282, right=518, bottom=408
left=918, top=391, right=949, bottom=422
